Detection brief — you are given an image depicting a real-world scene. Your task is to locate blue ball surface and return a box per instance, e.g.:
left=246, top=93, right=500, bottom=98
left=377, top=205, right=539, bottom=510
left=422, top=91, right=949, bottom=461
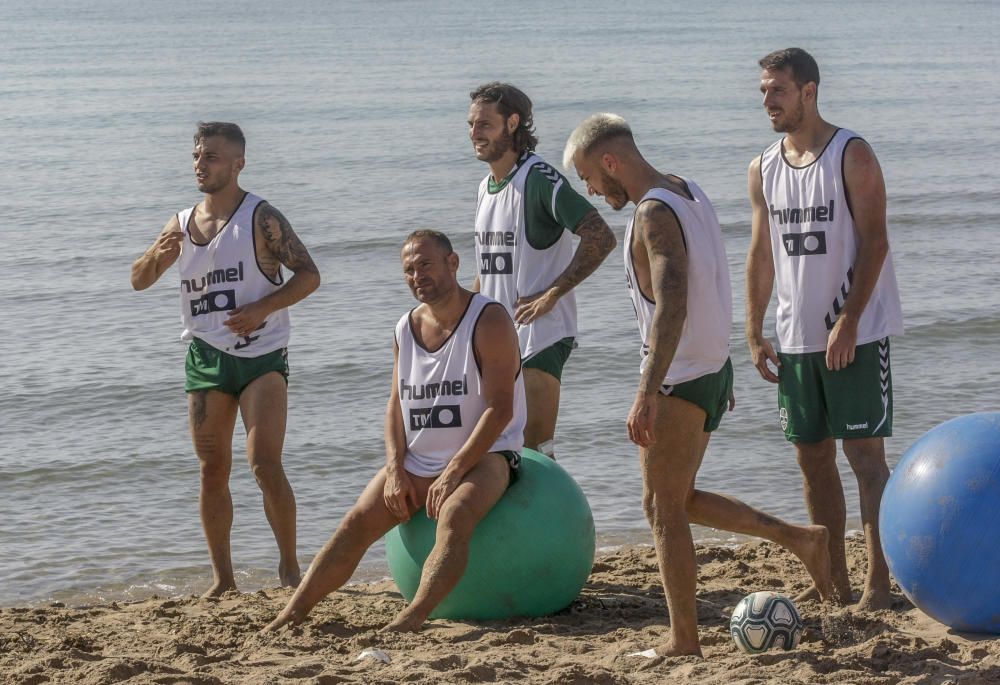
left=880, top=412, right=1000, bottom=634
left=385, top=448, right=595, bottom=620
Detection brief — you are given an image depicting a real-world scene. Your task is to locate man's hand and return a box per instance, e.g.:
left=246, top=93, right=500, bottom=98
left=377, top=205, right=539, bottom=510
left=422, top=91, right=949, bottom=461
left=151, top=229, right=184, bottom=261
left=748, top=335, right=781, bottom=383
left=514, top=289, right=558, bottom=326
left=383, top=466, right=418, bottom=522
left=132, top=218, right=184, bottom=291
left=425, top=467, right=463, bottom=520
left=826, top=315, right=858, bottom=371
left=627, top=392, right=658, bottom=448
left=224, top=300, right=270, bottom=337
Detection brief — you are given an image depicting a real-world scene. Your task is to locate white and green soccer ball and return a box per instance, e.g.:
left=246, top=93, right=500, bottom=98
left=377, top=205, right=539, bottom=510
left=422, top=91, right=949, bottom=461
left=730, top=591, right=803, bottom=654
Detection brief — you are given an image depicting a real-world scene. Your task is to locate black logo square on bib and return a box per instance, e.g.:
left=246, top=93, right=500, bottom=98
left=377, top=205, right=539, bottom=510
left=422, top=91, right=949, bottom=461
left=409, top=404, right=463, bottom=430
left=480, top=252, right=513, bottom=275
left=190, top=289, right=236, bottom=317
left=781, top=231, right=827, bottom=256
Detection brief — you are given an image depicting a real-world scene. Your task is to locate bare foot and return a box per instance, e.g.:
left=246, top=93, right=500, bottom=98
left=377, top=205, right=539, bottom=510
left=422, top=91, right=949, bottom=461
left=279, top=561, right=301, bottom=589
left=380, top=612, right=424, bottom=633
left=262, top=608, right=302, bottom=633
left=201, top=580, right=237, bottom=598
left=652, top=637, right=702, bottom=658
left=790, top=525, right=843, bottom=605
left=855, top=587, right=892, bottom=612
left=794, top=584, right=821, bottom=604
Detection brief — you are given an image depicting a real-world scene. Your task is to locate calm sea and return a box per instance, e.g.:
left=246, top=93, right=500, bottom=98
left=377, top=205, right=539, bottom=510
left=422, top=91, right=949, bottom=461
left=2, top=0, right=998, bottom=606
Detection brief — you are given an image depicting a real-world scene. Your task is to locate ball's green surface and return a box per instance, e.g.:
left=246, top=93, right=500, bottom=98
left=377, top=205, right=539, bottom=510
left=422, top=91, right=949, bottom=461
left=385, top=448, right=596, bottom=620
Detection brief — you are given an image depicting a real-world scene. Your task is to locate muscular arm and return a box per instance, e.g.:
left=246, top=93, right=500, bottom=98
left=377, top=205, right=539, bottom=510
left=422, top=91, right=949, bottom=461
left=548, top=209, right=617, bottom=297
left=383, top=340, right=418, bottom=520
left=745, top=157, right=781, bottom=382
left=446, top=304, right=519, bottom=476
left=626, top=201, right=687, bottom=446
left=131, top=215, right=183, bottom=290
left=514, top=209, right=616, bottom=324
left=635, top=202, right=688, bottom=397
left=384, top=341, right=408, bottom=472
left=224, top=204, right=321, bottom=336
left=826, top=139, right=890, bottom=370
left=425, top=303, right=520, bottom=518
left=255, top=204, right=322, bottom=308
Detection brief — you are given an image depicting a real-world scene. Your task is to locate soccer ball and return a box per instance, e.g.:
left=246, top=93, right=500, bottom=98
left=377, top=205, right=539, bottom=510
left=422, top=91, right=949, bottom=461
left=730, top=591, right=803, bottom=654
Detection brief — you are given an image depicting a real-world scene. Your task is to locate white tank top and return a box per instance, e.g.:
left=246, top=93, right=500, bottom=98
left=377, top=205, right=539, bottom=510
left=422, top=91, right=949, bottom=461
left=176, top=192, right=291, bottom=357
left=475, top=153, right=577, bottom=359
left=394, top=294, right=526, bottom=477
left=624, top=181, right=732, bottom=385
left=760, top=129, right=904, bottom=353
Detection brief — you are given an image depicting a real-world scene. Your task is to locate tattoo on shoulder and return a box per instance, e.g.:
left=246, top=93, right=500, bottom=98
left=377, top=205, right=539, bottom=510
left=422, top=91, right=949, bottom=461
left=637, top=202, right=684, bottom=256
left=255, top=204, right=319, bottom=274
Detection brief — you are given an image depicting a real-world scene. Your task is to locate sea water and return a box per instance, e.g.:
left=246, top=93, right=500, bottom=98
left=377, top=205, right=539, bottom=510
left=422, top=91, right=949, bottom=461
left=1, top=0, right=997, bottom=605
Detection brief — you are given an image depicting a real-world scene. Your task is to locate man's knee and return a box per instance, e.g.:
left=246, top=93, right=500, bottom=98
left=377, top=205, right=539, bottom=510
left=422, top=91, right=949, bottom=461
left=249, top=457, right=286, bottom=490
left=199, top=458, right=230, bottom=489
left=436, top=499, right=478, bottom=541
left=642, top=489, right=687, bottom=531
left=843, top=440, right=889, bottom=480
left=795, top=439, right=837, bottom=472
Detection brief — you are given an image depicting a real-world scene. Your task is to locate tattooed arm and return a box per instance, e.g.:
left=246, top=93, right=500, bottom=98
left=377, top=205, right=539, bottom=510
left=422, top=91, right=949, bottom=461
left=626, top=201, right=687, bottom=447
left=513, top=208, right=616, bottom=324
left=222, top=203, right=321, bottom=337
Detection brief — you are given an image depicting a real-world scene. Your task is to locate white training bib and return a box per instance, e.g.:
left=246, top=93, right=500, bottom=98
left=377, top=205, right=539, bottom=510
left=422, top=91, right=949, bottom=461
left=760, top=129, right=903, bottom=353
left=624, top=180, right=732, bottom=385
left=475, top=153, right=577, bottom=359
left=395, top=294, right=526, bottom=477
left=177, top=192, right=291, bottom=357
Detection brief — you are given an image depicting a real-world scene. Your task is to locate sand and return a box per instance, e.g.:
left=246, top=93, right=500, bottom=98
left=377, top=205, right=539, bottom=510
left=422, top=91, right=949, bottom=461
left=3, top=537, right=998, bottom=685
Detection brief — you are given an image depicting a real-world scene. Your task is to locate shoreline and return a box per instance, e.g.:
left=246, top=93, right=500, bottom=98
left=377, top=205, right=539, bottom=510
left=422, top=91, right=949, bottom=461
left=5, top=524, right=875, bottom=610
left=3, top=538, right=996, bottom=684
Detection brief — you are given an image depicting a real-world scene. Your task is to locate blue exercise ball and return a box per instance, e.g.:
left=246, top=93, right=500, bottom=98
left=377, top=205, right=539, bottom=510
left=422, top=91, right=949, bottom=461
left=880, top=412, right=1000, bottom=633
left=385, top=448, right=595, bottom=620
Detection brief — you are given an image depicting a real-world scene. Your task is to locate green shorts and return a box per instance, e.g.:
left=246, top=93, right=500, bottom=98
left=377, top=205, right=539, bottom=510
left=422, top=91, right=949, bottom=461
left=777, top=337, right=892, bottom=443
left=185, top=337, right=289, bottom=397
left=522, top=337, right=575, bottom=382
left=661, top=358, right=733, bottom=433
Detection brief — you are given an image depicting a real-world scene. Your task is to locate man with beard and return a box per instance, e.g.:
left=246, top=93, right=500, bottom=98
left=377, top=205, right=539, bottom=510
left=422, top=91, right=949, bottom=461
left=265, top=230, right=526, bottom=633
left=746, top=48, right=904, bottom=609
left=564, top=113, right=834, bottom=657
left=468, top=83, right=616, bottom=458
left=131, top=122, right=321, bottom=596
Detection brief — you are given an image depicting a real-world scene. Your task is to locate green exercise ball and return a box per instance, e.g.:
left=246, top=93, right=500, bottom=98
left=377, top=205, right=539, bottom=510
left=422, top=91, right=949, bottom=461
left=384, top=448, right=596, bottom=620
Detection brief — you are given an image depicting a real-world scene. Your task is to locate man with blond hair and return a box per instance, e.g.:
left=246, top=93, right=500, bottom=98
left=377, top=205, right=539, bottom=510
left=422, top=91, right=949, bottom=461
left=564, top=113, right=833, bottom=657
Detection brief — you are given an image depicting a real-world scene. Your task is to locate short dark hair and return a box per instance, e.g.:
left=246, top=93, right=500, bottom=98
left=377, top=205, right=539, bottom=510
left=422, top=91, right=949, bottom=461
left=758, top=48, right=820, bottom=88
left=470, top=82, right=539, bottom=154
left=194, top=121, right=246, bottom=152
left=404, top=229, right=453, bottom=255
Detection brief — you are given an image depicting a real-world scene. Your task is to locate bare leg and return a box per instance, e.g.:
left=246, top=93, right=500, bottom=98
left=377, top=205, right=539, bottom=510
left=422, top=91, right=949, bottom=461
left=843, top=437, right=891, bottom=610
left=240, top=373, right=299, bottom=587
left=189, top=389, right=240, bottom=597
left=795, top=439, right=853, bottom=603
left=641, top=395, right=708, bottom=657
left=383, top=453, right=510, bottom=632
left=685, top=432, right=834, bottom=602
left=522, top=367, right=560, bottom=458
left=264, top=468, right=425, bottom=632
